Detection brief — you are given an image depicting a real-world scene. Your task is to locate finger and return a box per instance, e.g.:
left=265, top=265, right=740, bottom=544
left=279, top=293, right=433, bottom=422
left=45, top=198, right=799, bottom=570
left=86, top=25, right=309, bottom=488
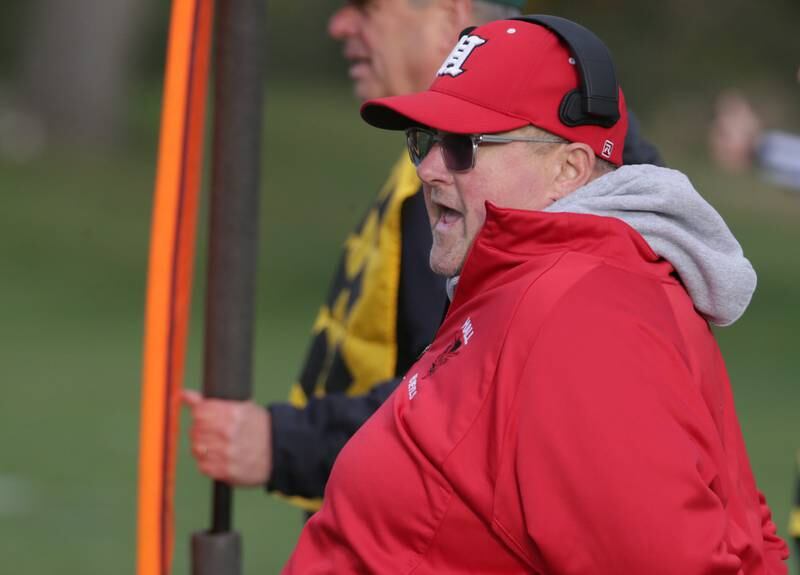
left=196, top=447, right=235, bottom=481
left=197, top=454, right=226, bottom=481
left=193, top=444, right=218, bottom=462
left=192, top=403, right=241, bottom=435
left=181, top=388, right=203, bottom=408
left=190, top=427, right=225, bottom=454
left=191, top=441, right=207, bottom=460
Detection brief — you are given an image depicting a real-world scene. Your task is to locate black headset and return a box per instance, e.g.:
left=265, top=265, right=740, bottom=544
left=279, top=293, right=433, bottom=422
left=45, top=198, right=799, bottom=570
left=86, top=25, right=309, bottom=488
left=460, top=15, right=621, bottom=129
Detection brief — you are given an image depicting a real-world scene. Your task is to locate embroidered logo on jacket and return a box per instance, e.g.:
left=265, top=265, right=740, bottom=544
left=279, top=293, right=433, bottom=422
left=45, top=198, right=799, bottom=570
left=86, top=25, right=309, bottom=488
left=407, top=373, right=419, bottom=400
left=424, top=317, right=475, bottom=379
left=462, top=317, right=474, bottom=345
left=409, top=317, right=475, bottom=400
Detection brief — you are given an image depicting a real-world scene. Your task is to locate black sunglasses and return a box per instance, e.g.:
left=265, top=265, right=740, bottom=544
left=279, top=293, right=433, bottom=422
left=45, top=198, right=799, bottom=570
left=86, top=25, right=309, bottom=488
left=405, top=127, right=565, bottom=172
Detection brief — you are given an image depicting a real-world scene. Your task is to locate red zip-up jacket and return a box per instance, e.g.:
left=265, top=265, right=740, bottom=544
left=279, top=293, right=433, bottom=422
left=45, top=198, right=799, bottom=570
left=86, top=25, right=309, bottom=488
left=284, top=204, right=788, bottom=574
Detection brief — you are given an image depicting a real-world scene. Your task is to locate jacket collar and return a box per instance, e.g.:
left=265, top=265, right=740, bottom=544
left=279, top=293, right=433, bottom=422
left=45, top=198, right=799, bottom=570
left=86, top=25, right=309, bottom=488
left=450, top=202, right=673, bottom=309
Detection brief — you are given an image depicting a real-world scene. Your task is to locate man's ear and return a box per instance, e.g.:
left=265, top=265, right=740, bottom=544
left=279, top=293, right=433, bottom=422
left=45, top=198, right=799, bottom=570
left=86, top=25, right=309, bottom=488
left=553, top=143, right=596, bottom=200
left=437, top=0, right=473, bottom=38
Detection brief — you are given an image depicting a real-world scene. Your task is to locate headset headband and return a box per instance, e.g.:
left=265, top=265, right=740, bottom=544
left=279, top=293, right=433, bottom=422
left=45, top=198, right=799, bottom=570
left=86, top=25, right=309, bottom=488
left=510, top=15, right=620, bottom=128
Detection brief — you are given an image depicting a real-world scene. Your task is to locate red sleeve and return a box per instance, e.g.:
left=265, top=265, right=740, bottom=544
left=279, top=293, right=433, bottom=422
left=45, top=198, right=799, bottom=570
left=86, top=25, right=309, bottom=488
left=500, top=274, right=782, bottom=574
left=758, top=489, right=790, bottom=571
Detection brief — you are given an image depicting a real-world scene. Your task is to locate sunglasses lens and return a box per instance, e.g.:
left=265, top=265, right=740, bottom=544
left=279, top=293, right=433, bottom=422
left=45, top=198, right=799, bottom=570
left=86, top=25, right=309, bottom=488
left=406, top=129, right=435, bottom=167
left=440, top=134, right=474, bottom=171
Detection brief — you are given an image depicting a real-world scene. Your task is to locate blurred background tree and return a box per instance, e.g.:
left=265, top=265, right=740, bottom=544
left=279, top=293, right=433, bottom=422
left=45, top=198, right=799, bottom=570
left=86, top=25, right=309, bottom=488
left=1, top=0, right=153, bottom=151
left=21, top=0, right=152, bottom=146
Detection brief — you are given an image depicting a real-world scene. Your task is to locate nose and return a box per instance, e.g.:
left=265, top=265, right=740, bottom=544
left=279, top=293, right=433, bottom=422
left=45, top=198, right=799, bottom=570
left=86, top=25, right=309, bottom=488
left=328, top=4, right=360, bottom=40
left=416, top=143, right=452, bottom=187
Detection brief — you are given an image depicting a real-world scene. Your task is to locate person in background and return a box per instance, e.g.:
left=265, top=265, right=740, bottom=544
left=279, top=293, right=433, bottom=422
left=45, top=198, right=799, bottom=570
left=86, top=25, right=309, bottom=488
left=710, top=66, right=800, bottom=571
left=182, top=0, right=662, bottom=512
left=709, top=68, right=800, bottom=191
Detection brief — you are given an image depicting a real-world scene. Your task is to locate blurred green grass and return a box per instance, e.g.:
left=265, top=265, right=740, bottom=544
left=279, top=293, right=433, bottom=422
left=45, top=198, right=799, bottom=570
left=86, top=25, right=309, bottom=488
left=0, top=80, right=798, bottom=573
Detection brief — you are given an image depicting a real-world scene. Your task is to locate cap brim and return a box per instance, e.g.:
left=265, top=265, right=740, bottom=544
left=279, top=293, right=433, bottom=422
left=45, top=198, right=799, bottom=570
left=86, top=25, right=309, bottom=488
left=361, top=89, right=529, bottom=134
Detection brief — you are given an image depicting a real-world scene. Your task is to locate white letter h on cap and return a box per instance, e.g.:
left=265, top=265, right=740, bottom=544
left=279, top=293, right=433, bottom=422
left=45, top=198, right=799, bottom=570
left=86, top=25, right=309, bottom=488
left=437, top=35, right=487, bottom=78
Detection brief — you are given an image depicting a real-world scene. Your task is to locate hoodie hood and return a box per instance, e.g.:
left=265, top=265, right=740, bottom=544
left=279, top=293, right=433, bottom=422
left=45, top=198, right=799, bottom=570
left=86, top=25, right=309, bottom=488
left=544, top=164, right=756, bottom=326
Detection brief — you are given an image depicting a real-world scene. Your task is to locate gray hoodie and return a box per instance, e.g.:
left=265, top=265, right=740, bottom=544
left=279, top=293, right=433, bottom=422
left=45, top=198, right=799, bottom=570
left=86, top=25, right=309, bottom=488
left=544, top=164, right=756, bottom=326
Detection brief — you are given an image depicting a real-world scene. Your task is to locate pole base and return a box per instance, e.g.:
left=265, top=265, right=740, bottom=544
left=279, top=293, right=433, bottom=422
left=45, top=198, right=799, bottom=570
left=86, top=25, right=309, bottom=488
left=191, top=530, right=242, bottom=575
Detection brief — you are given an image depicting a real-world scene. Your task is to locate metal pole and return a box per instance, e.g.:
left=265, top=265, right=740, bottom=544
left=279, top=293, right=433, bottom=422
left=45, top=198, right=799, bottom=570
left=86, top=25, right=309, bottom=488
left=191, top=0, right=264, bottom=572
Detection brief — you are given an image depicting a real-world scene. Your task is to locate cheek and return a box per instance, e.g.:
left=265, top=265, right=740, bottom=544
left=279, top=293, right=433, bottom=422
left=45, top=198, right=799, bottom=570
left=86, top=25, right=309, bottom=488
left=518, top=174, right=553, bottom=211
left=462, top=194, right=488, bottom=240
left=422, top=188, right=436, bottom=224
left=457, top=177, right=490, bottom=233
left=366, top=16, right=397, bottom=56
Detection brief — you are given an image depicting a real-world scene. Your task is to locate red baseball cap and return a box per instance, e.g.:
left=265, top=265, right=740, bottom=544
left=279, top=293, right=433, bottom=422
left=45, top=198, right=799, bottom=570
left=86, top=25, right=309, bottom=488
left=361, top=18, right=628, bottom=165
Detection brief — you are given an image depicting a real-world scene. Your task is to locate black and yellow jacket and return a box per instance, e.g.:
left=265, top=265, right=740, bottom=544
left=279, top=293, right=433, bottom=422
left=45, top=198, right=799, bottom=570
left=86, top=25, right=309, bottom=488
left=267, top=156, right=447, bottom=510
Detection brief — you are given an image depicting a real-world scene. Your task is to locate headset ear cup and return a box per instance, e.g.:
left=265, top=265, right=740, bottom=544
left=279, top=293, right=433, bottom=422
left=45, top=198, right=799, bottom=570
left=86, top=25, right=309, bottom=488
left=559, top=89, right=584, bottom=127
left=560, top=88, right=620, bottom=128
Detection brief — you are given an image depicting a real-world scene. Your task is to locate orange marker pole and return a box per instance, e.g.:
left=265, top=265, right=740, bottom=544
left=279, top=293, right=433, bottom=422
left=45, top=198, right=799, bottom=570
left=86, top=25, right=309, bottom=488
left=136, top=0, right=213, bottom=573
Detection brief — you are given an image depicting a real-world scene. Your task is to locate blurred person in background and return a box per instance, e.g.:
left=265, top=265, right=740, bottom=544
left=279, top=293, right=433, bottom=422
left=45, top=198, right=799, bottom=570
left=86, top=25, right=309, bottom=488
left=709, top=66, right=800, bottom=191
left=711, top=73, right=800, bottom=563
left=182, top=0, right=662, bottom=512
left=284, top=16, right=789, bottom=573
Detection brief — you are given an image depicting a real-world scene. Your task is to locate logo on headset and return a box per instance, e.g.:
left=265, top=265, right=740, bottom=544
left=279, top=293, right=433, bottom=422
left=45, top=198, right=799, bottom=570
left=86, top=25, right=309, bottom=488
left=601, top=140, right=614, bottom=159
left=437, top=35, right=487, bottom=78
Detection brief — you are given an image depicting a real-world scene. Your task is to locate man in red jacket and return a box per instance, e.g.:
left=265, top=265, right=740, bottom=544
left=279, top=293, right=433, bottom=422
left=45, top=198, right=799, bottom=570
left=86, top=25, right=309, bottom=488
left=283, top=16, right=789, bottom=574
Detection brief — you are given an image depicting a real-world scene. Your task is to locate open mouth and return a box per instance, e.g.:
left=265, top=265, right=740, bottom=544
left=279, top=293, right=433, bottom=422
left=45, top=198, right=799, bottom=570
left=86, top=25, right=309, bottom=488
left=348, top=59, right=371, bottom=79
left=434, top=203, right=462, bottom=230
left=344, top=50, right=370, bottom=77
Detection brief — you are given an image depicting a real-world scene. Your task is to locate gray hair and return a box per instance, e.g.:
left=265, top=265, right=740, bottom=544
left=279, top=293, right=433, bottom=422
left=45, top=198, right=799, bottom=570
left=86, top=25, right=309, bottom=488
left=472, top=0, right=522, bottom=24
left=593, top=157, right=616, bottom=175
left=407, top=0, right=521, bottom=23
